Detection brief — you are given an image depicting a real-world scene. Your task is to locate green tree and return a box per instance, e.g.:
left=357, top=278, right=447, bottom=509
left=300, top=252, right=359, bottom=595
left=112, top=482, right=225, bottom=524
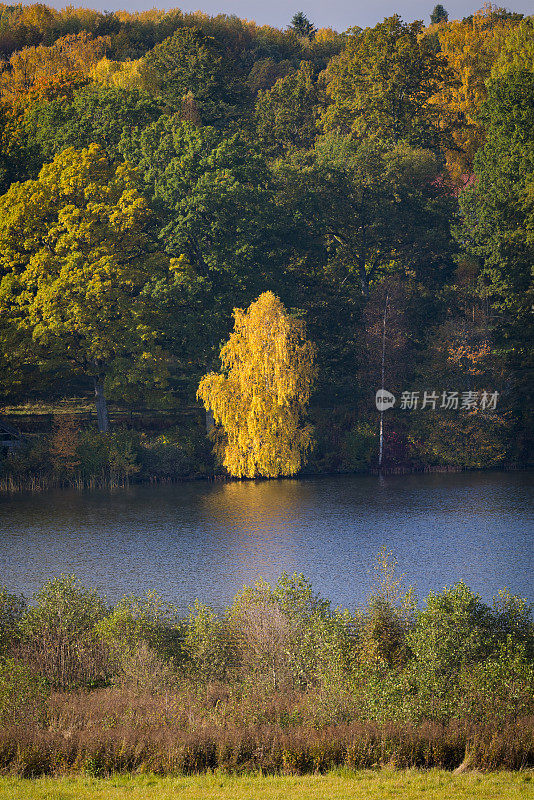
left=22, top=84, right=164, bottom=170
left=430, top=5, right=449, bottom=24
left=458, top=69, right=534, bottom=319
left=492, top=18, right=534, bottom=76
left=255, top=61, right=320, bottom=151
left=289, top=12, right=316, bottom=41
left=274, top=135, right=454, bottom=296
left=0, top=144, right=171, bottom=430
left=457, top=68, right=534, bottom=459
left=197, top=291, right=316, bottom=478
left=322, top=15, right=450, bottom=148
left=119, top=116, right=284, bottom=390
left=142, top=26, right=240, bottom=125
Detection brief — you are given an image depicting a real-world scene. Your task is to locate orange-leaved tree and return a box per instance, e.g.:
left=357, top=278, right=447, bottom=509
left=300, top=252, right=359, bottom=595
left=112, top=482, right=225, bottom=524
left=197, top=291, right=316, bottom=478
left=427, top=4, right=520, bottom=185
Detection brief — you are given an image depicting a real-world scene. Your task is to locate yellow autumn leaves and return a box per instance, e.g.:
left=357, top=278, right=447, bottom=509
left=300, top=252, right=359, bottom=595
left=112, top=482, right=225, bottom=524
left=197, top=292, right=317, bottom=479
left=0, top=143, right=167, bottom=367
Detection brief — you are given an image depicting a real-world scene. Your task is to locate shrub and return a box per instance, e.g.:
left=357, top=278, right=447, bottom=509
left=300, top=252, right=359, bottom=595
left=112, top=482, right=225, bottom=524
left=77, top=428, right=140, bottom=483
left=228, top=578, right=294, bottom=689
left=358, top=548, right=415, bottom=669
left=111, top=641, right=177, bottom=691
left=455, top=638, right=534, bottom=724
left=0, top=586, right=25, bottom=655
left=273, top=573, right=354, bottom=689
left=19, top=575, right=109, bottom=690
left=49, top=414, right=80, bottom=479
left=0, top=658, right=49, bottom=726
left=342, top=422, right=376, bottom=470
left=183, top=600, right=237, bottom=683
left=227, top=574, right=354, bottom=691
left=76, top=429, right=109, bottom=478
left=139, top=427, right=213, bottom=479
left=492, top=588, right=534, bottom=657
left=96, top=591, right=183, bottom=682
left=0, top=436, right=51, bottom=480
left=407, top=582, right=498, bottom=678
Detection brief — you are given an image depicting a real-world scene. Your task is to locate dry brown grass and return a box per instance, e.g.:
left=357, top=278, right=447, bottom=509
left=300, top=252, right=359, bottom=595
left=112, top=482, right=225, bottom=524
left=0, top=686, right=532, bottom=777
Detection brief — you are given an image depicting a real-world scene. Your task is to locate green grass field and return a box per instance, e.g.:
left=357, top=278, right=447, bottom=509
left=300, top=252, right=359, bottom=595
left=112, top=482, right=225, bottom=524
left=0, top=770, right=532, bottom=800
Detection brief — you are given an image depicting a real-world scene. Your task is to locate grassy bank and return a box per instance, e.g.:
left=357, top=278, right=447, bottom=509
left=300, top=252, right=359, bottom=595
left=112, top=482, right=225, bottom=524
left=0, top=771, right=533, bottom=800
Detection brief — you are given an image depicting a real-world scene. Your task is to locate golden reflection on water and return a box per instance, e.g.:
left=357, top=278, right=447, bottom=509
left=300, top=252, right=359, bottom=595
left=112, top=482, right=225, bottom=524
left=200, top=479, right=313, bottom=586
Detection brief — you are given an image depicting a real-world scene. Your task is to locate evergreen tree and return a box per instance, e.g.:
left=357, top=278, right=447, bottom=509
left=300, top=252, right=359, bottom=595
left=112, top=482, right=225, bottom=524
left=290, top=12, right=316, bottom=41
left=430, top=5, right=448, bottom=24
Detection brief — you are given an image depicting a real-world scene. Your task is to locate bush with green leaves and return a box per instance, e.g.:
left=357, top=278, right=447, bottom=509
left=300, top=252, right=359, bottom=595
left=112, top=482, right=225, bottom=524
left=96, top=590, right=183, bottom=682
left=0, top=436, right=51, bottom=481
left=274, top=573, right=354, bottom=689
left=357, top=548, right=415, bottom=670
left=455, top=638, right=534, bottom=724
left=401, top=582, right=534, bottom=721
left=138, top=427, right=212, bottom=479
left=0, top=657, right=49, bottom=726
left=491, top=588, right=534, bottom=658
left=76, top=428, right=140, bottom=483
left=408, top=582, right=498, bottom=678
left=0, top=586, right=25, bottom=655
left=227, top=573, right=354, bottom=691
left=183, top=600, right=238, bottom=682
left=342, top=422, right=377, bottom=471
left=19, top=575, right=109, bottom=690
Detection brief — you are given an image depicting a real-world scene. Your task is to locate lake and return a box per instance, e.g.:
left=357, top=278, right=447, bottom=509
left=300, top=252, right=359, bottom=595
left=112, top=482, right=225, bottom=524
left=0, top=471, right=532, bottom=609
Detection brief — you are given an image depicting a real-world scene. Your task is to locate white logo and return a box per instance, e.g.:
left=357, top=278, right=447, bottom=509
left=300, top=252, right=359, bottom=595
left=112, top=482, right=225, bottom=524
left=376, top=389, right=396, bottom=411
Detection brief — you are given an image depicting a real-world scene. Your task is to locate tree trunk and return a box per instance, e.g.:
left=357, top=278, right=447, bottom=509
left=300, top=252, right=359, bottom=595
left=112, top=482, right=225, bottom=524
left=205, top=408, right=214, bottom=434
left=358, top=228, right=369, bottom=297
left=93, top=377, right=110, bottom=434
left=378, top=293, right=389, bottom=471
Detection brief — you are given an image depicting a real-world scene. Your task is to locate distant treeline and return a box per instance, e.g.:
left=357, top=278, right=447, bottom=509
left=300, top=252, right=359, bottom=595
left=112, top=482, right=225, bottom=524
left=0, top=4, right=532, bottom=474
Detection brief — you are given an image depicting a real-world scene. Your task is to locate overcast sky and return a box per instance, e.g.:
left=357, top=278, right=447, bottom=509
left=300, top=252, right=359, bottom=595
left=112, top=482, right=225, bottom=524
left=46, top=1, right=532, bottom=31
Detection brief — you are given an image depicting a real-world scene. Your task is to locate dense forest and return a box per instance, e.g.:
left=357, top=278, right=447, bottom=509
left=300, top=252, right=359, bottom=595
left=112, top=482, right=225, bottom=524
left=0, top=3, right=532, bottom=484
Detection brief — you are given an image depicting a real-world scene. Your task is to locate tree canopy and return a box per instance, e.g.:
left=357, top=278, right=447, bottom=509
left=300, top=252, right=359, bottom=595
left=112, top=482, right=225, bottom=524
left=0, top=144, right=172, bottom=428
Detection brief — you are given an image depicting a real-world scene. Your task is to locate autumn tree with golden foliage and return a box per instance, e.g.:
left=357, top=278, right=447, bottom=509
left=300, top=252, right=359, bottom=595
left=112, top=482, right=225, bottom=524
left=427, top=4, right=520, bottom=185
left=197, top=292, right=316, bottom=478
left=0, top=32, right=109, bottom=104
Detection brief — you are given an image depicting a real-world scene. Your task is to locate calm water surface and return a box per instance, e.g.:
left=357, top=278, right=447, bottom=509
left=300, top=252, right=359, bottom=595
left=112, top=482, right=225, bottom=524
left=0, top=471, right=532, bottom=608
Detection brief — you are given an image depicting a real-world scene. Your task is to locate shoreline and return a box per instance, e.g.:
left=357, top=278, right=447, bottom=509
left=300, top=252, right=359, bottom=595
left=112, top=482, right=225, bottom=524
left=0, top=461, right=530, bottom=496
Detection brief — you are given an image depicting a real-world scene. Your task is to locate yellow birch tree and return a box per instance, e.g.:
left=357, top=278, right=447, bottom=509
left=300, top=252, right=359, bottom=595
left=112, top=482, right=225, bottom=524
left=197, top=291, right=316, bottom=478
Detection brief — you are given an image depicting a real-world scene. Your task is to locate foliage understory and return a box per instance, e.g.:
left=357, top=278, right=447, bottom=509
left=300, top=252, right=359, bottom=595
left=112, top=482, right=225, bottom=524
left=0, top=552, right=532, bottom=776
left=1, top=400, right=530, bottom=494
